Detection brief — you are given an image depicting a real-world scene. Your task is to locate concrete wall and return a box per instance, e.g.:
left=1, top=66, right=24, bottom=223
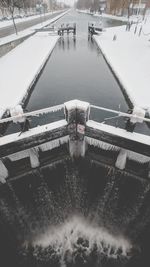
left=0, top=33, right=33, bottom=58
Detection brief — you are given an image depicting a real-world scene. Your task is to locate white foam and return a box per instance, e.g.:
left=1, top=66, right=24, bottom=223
left=33, top=216, right=132, bottom=260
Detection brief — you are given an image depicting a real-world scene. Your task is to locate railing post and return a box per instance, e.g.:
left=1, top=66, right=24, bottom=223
left=0, top=160, right=8, bottom=183
left=29, top=148, right=40, bottom=168
left=115, top=149, right=127, bottom=170
left=64, top=100, right=90, bottom=158
left=125, top=106, right=145, bottom=132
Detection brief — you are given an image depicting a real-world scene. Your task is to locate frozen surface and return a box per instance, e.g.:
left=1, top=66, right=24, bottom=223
left=85, top=136, right=119, bottom=151
left=94, top=22, right=150, bottom=110
left=87, top=120, right=150, bottom=146
left=29, top=147, right=40, bottom=168
left=64, top=99, right=90, bottom=111
left=0, top=120, right=67, bottom=147
left=39, top=136, right=69, bottom=151
left=115, top=149, right=127, bottom=170
left=7, top=136, right=69, bottom=162
left=0, top=32, right=59, bottom=118
left=0, top=160, right=8, bottom=183
left=85, top=131, right=150, bottom=163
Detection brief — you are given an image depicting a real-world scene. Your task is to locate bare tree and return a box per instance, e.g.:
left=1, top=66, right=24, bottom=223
left=0, top=0, right=23, bottom=34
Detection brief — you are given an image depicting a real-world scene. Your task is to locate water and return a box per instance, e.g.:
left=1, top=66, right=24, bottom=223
left=0, top=10, right=150, bottom=267
left=27, top=11, right=127, bottom=113
left=5, top=10, right=149, bottom=135
left=0, top=153, right=150, bottom=266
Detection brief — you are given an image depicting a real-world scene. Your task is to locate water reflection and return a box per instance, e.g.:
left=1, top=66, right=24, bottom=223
left=58, top=36, right=76, bottom=51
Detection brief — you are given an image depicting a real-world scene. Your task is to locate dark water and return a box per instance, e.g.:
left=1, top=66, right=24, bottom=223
left=0, top=148, right=150, bottom=267
left=27, top=13, right=126, bottom=111
left=5, top=10, right=149, bottom=135
left=27, top=10, right=128, bottom=128
left=1, top=10, right=150, bottom=267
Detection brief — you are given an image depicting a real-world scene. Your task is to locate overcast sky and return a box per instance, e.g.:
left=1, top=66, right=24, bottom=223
left=63, top=0, right=75, bottom=6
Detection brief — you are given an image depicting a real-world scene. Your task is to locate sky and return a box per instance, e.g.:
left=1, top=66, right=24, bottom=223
left=63, top=0, right=75, bottom=6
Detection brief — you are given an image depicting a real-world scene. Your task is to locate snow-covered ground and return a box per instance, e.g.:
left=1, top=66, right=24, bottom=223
left=0, top=10, right=63, bottom=29
left=0, top=10, right=69, bottom=46
left=77, top=9, right=149, bottom=23
left=0, top=32, right=59, bottom=118
left=94, top=20, right=150, bottom=111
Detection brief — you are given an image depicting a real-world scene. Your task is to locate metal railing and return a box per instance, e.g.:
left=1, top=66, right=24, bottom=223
left=91, top=104, right=150, bottom=123
left=0, top=101, right=150, bottom=126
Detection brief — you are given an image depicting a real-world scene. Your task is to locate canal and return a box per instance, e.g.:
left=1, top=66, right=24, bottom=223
left=27, top=11, right=127, bottom=112
left=25, top=10, right=149, bottom=135
left=26, top=10, right=129, bottom=128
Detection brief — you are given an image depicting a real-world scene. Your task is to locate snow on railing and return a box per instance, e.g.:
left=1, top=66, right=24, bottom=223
left=85, top=136, right=119, bottom=152
left=0, top=102, right=150, bottom=125
left=91, top=104, right=150, bottom=124
left=0, top=100, right=150, bottom=182
left=0, top=104, right=64, bottom=124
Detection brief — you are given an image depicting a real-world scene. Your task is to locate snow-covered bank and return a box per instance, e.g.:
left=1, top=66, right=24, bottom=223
left=0, top=10, right=62, bottom=30
left=0, top=32, right=59, bottom=118
left=77, top=9, right=128, bottom=21
left=77, top=9, right=149, bottom=23
left=0, top=10, right=69, bottom=47
left=94, top=23, right=150, bottom=111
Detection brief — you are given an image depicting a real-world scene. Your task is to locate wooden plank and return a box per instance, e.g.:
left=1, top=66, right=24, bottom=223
left=0, top=121, right=68, bottom=158
left=86, top=121, right=150, bottom=157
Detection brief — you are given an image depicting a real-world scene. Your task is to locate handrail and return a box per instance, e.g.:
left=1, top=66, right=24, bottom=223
left=0, top=104, right=64, bottom=124
left=91, top=104, right=150, bottom=123
left=0, top=102, right=149, bottom=125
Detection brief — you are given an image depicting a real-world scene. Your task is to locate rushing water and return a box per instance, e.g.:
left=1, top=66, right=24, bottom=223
left=1, top=10, right=150, bottom=267
left=0, top=153, right=150, bottom=267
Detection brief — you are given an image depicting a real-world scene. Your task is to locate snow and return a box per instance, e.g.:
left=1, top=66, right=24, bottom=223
left=130, top=106, right=145, bottom=123
left=8, top=135, right=69, bottom=163
left=94, top=21, right=150, bottom=110
left=0, top=10, right=69, bottom=47
left=10, top=105, right=25, bottom=123
left=87, top=120, right=150, bottom=146
left=0, top=104, right=64, bottom=125
left=39, top=136, right=69, bottom=151
left=29, top=147, right=40, bottom=168
left=85, top=136, right=119, bottom=151
left=64, top=99, right=90, bottom=112
left=127, top=150, right=150, bottom=163
left=115, top=149, right=127, bottom=170
left=0, top=10, right=62, bottom=30
left=0, top=32, right=59, bottom=118
left=85, top=132, right=150, bottom=164
left=8, top=150, right=29, bottom=161
left=77, top=9, right=127, bottom=21
left=77, top=9, right=148, bottom=23
left=0, top=160, right=8, bottom=183
left=0, top=120, right=67, bottom=147
left=94, top=12, right=130, bottom=22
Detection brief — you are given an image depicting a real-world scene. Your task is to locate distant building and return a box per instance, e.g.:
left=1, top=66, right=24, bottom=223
left=130, top=3, right=146, bottom=15
left=105, top=0, right=150, bottom=17
left=99, top=0, right=107, bottom=12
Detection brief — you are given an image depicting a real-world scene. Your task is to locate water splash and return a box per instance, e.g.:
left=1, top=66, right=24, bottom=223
left=26, top=216, right=132, bottom=266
